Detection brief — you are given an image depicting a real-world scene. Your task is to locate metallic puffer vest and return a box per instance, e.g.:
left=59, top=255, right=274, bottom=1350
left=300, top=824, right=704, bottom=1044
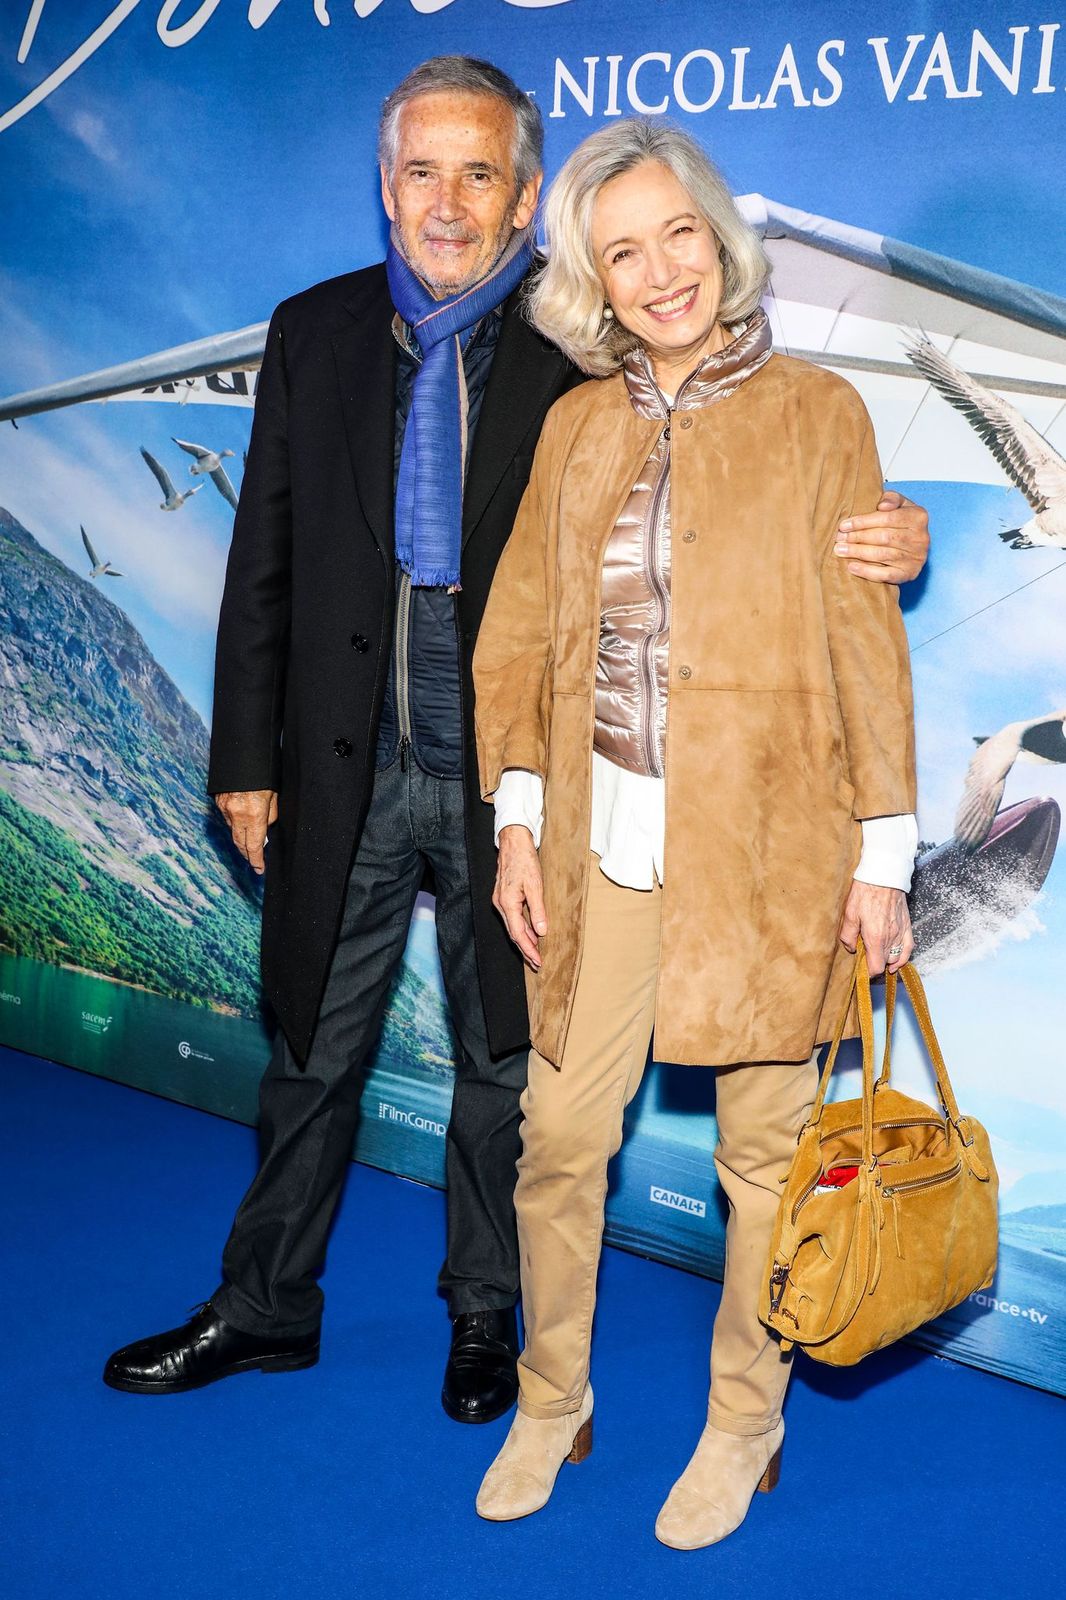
left=593, top=309, right=774, bottom=777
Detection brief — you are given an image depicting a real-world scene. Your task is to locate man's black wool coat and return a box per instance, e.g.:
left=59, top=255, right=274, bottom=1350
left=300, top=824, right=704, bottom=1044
left=207, top=263, right=581, bottom=1062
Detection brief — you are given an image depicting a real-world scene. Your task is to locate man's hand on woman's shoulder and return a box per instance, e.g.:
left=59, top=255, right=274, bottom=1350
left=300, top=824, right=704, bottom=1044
left=835, top=489, right=930, bottom=585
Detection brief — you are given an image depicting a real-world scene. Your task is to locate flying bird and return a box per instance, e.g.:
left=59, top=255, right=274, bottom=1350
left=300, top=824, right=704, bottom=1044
left=81, top=526, right=123, bottom=580
left=903, top=333, right=1066, bottom=550
left=140, top=445, right=202, bottom=510
left=172, top=435, right=239, bottom=511
left=954, top=710, right=1066, bottom=850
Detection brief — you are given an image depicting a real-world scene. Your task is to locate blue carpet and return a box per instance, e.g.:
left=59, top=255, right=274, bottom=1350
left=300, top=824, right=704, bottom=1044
left=1, top=1045, right=1059, bottom=1600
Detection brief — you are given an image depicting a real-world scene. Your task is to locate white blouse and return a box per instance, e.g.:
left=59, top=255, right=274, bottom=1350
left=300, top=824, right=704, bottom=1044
left=493, top=761, right=918, bottom=893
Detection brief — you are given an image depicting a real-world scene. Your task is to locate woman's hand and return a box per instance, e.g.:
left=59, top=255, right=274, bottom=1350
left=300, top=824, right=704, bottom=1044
left=838, top=881, right=913, bottom=975
left=493, top=825, right=549, bottom=971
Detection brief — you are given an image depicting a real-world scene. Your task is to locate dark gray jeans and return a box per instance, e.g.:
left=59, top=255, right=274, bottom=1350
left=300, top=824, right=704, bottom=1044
left=212, top=756, right=526, bottom=1337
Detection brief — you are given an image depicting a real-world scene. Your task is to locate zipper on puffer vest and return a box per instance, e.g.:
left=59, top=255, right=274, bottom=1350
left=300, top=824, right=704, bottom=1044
left=638, top=427, right=671, bottom=779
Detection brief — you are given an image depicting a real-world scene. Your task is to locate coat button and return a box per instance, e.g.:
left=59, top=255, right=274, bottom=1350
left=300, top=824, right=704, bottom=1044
left=333, top=737, right=352, bottom=757
left=678, top=665, right=692, bottom=680
left=679, top=416, right=693, bottom=430
left=350, top=633, right=369, bottom=653
left=681, top=529, right=696, bottom=543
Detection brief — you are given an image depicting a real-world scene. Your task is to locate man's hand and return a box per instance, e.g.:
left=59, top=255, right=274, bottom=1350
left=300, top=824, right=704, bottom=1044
left=835, top=489, right=930, bottom=584
left=838, top=881, right=913, bottom=975
left=493, top=825, right=548, bottom=971
left=215, top=789, right=278, bottom=875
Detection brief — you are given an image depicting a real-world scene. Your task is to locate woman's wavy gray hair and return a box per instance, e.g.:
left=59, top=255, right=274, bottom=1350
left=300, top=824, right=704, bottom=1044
left=529, top=120, right=770, bottom=377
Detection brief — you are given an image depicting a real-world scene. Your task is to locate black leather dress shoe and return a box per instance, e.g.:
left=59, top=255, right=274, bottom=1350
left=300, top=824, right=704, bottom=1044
left=441, top=1307, right=519, bottom=1424
left=103, top=1303, right=320, bottom=1394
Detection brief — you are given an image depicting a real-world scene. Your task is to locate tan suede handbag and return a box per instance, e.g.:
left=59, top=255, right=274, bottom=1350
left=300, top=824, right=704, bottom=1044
left=760, top=943, right=998, bottom=1365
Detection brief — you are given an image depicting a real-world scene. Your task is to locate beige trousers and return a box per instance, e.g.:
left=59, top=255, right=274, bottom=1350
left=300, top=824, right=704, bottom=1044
left=515, top=859, right=818, bottom=1434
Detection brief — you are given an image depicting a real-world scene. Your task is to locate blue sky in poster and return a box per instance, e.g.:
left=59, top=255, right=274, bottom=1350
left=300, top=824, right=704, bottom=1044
left=2, top=1, right=1065, bottom=329
left=1, top=2, right=1064, bottom=1194
left=3, top=1, right=1066, bottom=713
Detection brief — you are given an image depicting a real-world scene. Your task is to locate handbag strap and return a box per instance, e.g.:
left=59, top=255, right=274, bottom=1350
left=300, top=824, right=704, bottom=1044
left=810, top=941, right=877, bottom=1164
left=896, top=962, right=966, bottom=1126
left=877, top=964, right=966, bottom=1126
left=812, top=943, right=975, bottom=1156
left=878, top=971, right=895, bottom=1087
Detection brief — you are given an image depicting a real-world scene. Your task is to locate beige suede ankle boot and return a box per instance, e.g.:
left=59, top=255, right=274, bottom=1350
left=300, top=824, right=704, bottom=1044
left=654, top=1419, right=784, bottom=1549
left=475, top=1386, right=594, bottom=1522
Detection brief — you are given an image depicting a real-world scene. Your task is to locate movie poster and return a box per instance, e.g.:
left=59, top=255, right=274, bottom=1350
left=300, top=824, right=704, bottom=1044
left=1, top=1, right=1064, bottom=1392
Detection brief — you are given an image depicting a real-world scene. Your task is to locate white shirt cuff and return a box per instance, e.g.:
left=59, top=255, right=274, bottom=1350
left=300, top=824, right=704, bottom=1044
left=493, top=769, right=544, bottom=849
left=854, top=814, right=919, bottom=892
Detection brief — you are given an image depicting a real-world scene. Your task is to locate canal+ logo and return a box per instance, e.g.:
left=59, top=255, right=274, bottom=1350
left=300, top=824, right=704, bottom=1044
left=650, top=1185, right=706, bottom=1218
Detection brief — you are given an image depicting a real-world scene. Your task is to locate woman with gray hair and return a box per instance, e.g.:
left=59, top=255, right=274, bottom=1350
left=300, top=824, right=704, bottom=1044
left=472, top=119, right=919, bottom=1543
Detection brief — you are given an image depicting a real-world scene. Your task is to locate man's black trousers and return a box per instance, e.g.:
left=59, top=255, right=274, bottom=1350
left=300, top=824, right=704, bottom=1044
left=211, top=755, right=527, bottom=1336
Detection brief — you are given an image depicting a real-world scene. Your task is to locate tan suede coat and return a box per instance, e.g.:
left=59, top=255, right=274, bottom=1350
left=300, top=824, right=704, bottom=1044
left=473, top=352, right=917, bottom=1068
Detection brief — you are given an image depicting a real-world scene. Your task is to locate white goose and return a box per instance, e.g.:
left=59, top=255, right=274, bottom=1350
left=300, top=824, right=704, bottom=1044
left=903, top=334, right=1066, bottom=550
left=140, top=445, right=202, bottom=511
left=172, top=435, right=239, bottom=511
left=954, top=710, right=1066, bottom=849
left=81, top=526, right=123, bottom=580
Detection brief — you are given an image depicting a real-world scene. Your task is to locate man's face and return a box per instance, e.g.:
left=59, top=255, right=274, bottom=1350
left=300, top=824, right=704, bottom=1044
left=381, top=90, right=540, bottom=296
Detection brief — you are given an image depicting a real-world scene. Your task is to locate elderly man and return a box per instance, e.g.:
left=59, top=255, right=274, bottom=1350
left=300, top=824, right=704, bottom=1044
left=103, top=57, right=931, bottom=1421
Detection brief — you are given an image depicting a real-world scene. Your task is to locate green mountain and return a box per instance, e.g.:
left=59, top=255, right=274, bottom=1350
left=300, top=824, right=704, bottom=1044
left=0, top=506, right=261, bottom=1012
left=376, top=951, right=457, bottom=1080
left=0, top=507, right=458, bottom=1073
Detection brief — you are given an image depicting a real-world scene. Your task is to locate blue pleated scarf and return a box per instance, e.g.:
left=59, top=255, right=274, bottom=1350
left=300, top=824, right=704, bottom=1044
left=386, top=226, right=534, bottom=588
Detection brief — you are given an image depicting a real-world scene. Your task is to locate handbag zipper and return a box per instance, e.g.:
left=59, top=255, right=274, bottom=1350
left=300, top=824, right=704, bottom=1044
left=792, top=1117, right=947, bottom=1219
left=882, top=1160, right=962, bottom=1198
left=823, top=1115, right=945, bottom=1141
left=795, top=1154, right=963, bottom=1219
left=767, top=1262, right=790, bottom=1315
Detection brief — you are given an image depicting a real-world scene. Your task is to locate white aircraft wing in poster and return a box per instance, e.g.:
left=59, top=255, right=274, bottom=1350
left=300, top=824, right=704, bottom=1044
left=2, top=196, right=1066, bottom=484
left=0, top=323, right=268, bottom=420
left=748, top=197, right=1066, bottom=484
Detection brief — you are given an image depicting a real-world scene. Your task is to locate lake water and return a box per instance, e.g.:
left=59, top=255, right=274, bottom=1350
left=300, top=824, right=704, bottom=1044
left=1, top=952, right=1062, bottom=1395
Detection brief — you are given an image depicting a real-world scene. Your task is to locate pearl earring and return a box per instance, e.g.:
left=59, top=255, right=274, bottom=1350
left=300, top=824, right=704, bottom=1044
left=603, top=305, right=614, bottom=321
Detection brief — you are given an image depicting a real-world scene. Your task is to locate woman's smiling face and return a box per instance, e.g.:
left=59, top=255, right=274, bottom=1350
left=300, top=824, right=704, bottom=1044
left=591, top=159, right=727, bottom=382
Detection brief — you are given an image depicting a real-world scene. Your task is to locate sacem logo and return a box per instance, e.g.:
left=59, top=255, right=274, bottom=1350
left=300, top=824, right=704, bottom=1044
left=81, top=1011, right=113, bottom=1035
left=178, top=1041, right=214, bottom=1063
left=650, top=1185, right=706, bottom=1218
left=0, top=990, right=20, bottom=1005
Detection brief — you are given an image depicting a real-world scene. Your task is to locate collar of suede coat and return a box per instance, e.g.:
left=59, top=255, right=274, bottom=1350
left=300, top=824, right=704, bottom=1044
left=472, top=350, right=917, bottom=1070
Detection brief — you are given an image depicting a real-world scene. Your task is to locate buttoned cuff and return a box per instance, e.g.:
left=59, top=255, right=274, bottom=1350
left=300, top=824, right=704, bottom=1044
left=493, top=769, right=544, bottom=849
left=854, top=814, right=919, bottom=892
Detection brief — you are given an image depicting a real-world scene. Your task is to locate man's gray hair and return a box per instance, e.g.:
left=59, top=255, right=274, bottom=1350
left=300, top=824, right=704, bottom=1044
left=378, top=56, right=543, bottom=193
